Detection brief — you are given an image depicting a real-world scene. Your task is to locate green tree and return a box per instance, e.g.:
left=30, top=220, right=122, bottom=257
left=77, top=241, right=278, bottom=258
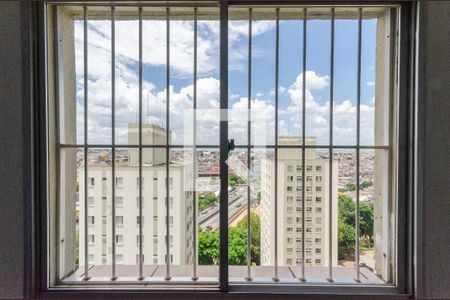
left=229, top=173, right=245, bottom=186
left=198, top=227, right=248, bottom=265
left=198, top=230, right=219, bottom=265
left=237, top=213, right=260, bottom=265
left=338, top=220, right=356, bottom=253
left=198, top=192, right=218, bottom=212
left=360, top=202, right=374, bottom=237
left=338, top=195, right=355, bottom=225
left=346, top=183, right=356, bottom=191
left=228, top=227, right=248, bottom=265
left=360, top=180, right=374, bottom=189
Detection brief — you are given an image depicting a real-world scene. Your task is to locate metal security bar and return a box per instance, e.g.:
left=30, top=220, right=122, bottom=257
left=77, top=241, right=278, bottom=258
left=327, top=7, right=335, bottom=283
left=355, top=7, right=363, bottom=283
left=83, top=5, right=89, bottom=281
left=138, top=6, right=144, bottom=281
left=111, top=5, right=117, bottom=281
left=165, top=6, right=171, bottom=281
left=245, top=7, right=253, bottom=282
left=300, top=7, right=307, bottom=282
left=192, top=6, right=199, bottom=282
left=273, top=7, right=280, bottom=282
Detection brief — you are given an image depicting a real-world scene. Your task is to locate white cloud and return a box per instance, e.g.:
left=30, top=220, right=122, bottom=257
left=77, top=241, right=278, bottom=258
left=366, top=81, right=375, bottom=86
left=75, top=21, right=374, bottom=146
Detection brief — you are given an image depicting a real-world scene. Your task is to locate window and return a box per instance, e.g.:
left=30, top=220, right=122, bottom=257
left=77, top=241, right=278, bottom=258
left=116, top=254, right=123, bottom=264
left=88, top=234, right=95, bottom=244
left=115, top=196, right=124, bottom=206
left=115, top=234, right=123, bottom=244
left=87, top=196, right=95, bottom=206
left=115, top=177, right=123, bottom=188
left=115, top=216, right=123, bottom=226
left=50, top=1, right=401, bottom=293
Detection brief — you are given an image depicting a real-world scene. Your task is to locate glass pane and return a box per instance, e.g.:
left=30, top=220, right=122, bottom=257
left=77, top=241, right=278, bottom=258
left=305, top=18, right=331, bottom=145
left=141, top=7, right=167, bottom=144
left=333, top=9, right=359, bottom=146
left=114, top=8, right=139, bottom=145
left=81, top=148, right=113, bottom=276
left=278, top=8, right=303, bottom=139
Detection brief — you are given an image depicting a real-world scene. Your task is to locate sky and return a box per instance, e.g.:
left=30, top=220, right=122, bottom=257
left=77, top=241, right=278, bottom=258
left=73, top=11, right=380, bottom=147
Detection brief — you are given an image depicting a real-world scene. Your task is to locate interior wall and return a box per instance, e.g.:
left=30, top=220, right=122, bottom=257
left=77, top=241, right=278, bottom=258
left=0, top=1, right=24, bottom=299
left=0, top=1, right=448, bottom=299
left=416, top=2, right=450, bottom=299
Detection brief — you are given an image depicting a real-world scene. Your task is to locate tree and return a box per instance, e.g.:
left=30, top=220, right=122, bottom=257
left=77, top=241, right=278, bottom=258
left=228, top=227, right=248, bottom=265
left=360, top=180, right=374, bottom=189
left=198, top=230, right=219, bottom=265
left=237, top=213, right=260, bottom=265
left=198, top=192, right=218, bottom=212
left=198, top=227, right=248, bottom=265
left=346, top=183, right=356, bottom=191
left=338, top=220, right=356, bottom=255
left=338, top=195, right=355, bottom=226
left=360, top=202, right=374, bottom=237
left=229, top=173, right=245, bottom=186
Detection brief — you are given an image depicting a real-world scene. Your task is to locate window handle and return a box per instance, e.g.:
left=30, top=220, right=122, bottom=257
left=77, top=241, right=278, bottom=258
left=228, top=139, right=235, bottom=154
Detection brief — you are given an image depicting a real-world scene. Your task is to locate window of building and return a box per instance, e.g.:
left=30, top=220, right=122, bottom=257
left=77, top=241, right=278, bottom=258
left=115, top=196, right=124, bottom=206
left=115, top=216, right=123, bottom=226
left=49, top=1, right=402, bottom=293
left=115, top=177, right=123, bottom=188
left=88, top=234, right=95, bottom=244
left=116, top=234, right=123, bottom=244
left=87, top=196, right=95, bottom=206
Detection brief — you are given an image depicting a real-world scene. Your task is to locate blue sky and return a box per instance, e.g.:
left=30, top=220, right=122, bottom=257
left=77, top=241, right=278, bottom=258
left=74, top=14, right=379, bottom=146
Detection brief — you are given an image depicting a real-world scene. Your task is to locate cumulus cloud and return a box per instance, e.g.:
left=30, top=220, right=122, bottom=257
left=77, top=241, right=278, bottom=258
left=74, top=21, right=375, bottom=146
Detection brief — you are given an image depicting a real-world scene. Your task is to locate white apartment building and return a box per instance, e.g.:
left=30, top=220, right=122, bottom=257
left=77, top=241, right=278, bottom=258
left=78, top=124, right=194, bottom=267
left=260, top=137, right=338, bottom=267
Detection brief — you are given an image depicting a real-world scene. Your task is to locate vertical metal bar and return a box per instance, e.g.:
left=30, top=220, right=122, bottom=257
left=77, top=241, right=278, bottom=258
left=273, top=7, right=280, bottom=282
left=165, top=6, right=171, bottom=281
left=83, top=6, right=90, bottom=281
left=138, top=6, right=144, bottom=281
left=111, top=6, right=117, bottom=281
left=355, top=7, right=362, bottom=283
left=192, top=6, right=199, bottom=281
left=219, top=0, right=229, bottom=292
left=327, top=7, right=335, bottom=283
left=245, top=7, right=253, bottom=282
left=300, top=7, right=307, bottom=282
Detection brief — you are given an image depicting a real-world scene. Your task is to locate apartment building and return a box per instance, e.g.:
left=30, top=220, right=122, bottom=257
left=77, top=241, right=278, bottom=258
left=78, top=124, right=194, bottom=267
left=260, top=137, right=338, bottom=267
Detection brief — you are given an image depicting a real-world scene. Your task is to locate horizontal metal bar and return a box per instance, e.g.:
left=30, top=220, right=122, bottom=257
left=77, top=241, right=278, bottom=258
left=59, top=144, right=390, bottom=149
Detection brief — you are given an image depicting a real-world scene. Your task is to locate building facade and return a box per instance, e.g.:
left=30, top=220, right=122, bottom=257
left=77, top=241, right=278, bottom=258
left=78, top=125, right=194, bottom=268
left=260, top=137, right=338, bottom=267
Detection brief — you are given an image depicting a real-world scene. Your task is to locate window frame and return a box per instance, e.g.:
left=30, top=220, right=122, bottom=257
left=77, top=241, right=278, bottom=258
left=31, top=0, right=416, bottom=297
